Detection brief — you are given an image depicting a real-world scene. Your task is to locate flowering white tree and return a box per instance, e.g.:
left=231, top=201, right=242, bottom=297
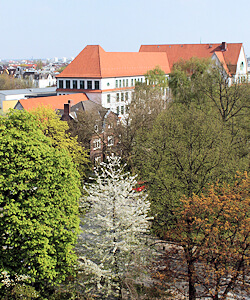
left=77, top=156, right=152, bottom=299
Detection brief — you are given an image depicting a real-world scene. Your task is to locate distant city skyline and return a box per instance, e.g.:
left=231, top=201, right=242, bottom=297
left=1, top=0, right=250, bottom=60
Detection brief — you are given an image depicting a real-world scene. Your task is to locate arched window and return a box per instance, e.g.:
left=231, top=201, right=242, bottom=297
left=240, top=62, right=244, bottom=71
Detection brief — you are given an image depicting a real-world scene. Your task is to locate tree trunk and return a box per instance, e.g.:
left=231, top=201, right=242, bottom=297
left=187, top=259, right=196, bottom=300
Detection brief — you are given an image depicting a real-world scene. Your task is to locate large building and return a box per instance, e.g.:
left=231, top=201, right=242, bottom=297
left=56, top=42, right=248, bottom=116
left=56, top=45, right=170, bottom=116
left=140, top=42, right=248, bottom=83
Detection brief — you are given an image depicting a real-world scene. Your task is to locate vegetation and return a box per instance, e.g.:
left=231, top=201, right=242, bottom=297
left=30, top=106, right=90, bottom=181
left=0, top=110, right=81, bottom=297
left=157, top=172, right=249, bottom=299
left=0, top=74, right=34, bottom=90
left=77, top=156, right=153, bottom=299
left=0, top=60, right=249, bottom=299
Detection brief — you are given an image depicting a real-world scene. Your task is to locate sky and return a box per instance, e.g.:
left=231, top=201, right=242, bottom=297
left=1, top=0, right=250, bottom=60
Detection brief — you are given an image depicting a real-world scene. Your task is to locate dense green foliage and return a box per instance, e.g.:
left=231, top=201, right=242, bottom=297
left=0, top=110, right=81, bottom=296
left=132, top=60, right=249, bottom=236
left=30, top=106, right=90, bottom=181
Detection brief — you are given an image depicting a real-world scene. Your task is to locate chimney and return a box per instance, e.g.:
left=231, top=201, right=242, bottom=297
left=64, top=103, right=70, bottom=116
left=61, top=100, right=72, bottom=121
left=221, top=42, right=227, bottom=51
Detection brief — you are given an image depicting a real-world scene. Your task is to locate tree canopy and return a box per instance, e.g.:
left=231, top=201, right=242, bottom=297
left=0, top=110, right=81, bottom=296
left=160, top=172, right=250, bottom=300
left=30, top=106, right=90, bottom=181
left=78, top=156, right=152, bottom=299
left=0, top=74, right=34, bottom=90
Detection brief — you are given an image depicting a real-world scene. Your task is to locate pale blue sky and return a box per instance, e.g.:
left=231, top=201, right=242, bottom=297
left=1, top=0, right=250, bottom=59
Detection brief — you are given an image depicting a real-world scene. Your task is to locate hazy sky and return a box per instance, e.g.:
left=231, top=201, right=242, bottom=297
left=1, top=0, right=250, bottom=60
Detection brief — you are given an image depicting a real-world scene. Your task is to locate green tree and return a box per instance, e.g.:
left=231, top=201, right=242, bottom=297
left=134, top=103, right=239, bottom=236
left=145, top=65, right=168, bottom=89
left=168, top=57, right=211, bottom=106
left=30, top=106, right=90, bottom=181
left=0, top=110, right=81, bottom=296
left=169, top=58, right=250, bottom=178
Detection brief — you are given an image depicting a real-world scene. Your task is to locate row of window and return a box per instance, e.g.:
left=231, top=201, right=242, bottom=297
left=115, top=77, right=143, bottom=88
left=107, top=92, right=129, bottom=103
left=93, top=136, right=114, bottom=150
left=58, top=79, right=100, bottom=90
left=116, top=105, right=128, bottom=115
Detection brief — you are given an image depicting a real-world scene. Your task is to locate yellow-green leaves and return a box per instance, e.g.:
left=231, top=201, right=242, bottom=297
left=0, top=110, right=81, bottom=293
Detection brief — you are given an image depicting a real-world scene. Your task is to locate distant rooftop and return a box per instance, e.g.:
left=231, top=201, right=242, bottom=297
left=0, top=87, right=56, bottom=96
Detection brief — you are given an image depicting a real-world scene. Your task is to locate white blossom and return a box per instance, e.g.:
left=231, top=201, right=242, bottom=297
left=77, top=155, right=153, bottom=297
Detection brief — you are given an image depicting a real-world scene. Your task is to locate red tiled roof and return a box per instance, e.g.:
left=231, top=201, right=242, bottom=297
left=17, top=93, right=89, bottom=111
left=213, top=51, right=231, bottom=76
left=56, top=45, right=170, bottom=78
left=139, top=43, right=242, bottom=72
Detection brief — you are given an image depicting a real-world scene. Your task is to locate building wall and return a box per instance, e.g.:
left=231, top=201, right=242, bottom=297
left=2, top=100, right=19, bottom=112
left=56, top=75, right=146, bottom=117
left=235, top=46, right=248, bottom=82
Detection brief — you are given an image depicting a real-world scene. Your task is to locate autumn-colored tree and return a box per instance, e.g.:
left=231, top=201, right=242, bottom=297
left=157, top=172, right=250, bottom=300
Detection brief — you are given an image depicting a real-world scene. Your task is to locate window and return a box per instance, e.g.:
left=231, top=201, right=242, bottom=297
left=115, top=80, right=118, bottom=88
left=93, top=138, right=101, bottom=150
left=94, top=124, right=98, bottom=132
left=59, top=80, right=63, bottom=88
left=119, top=80, right=121, bottom=88
left=121, top=93, right=124, bottom=101
left=95, top=81, right=100, bottom=90
left=141, top=78, right=143, bottom=82
left=107, top=136, right=114, bottom=146
left=107, top=94, right=111, bottom=103
left=126, top=105, right=129, bottom=113
left=131, top=79, right=134, bottom=86
left=125, top=92, right=128, bottom=101
left=126, top=79, right=128, bottom=87
left=73, top=80, right=77, bottom=89
left=87, top=81, right=92, bottom=89
left=80, top=80, right=84, bottom=89
left=121, top=105, right=124, bottom=115
left=123, top=79, right=125, bottom=87
left=116, top=106, right=120, bottom=114
left=66, top=80, right=70, bottom=89
left=116, top=93, right=119, bottom=102
left=240, top=62, right=244, bottom=71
